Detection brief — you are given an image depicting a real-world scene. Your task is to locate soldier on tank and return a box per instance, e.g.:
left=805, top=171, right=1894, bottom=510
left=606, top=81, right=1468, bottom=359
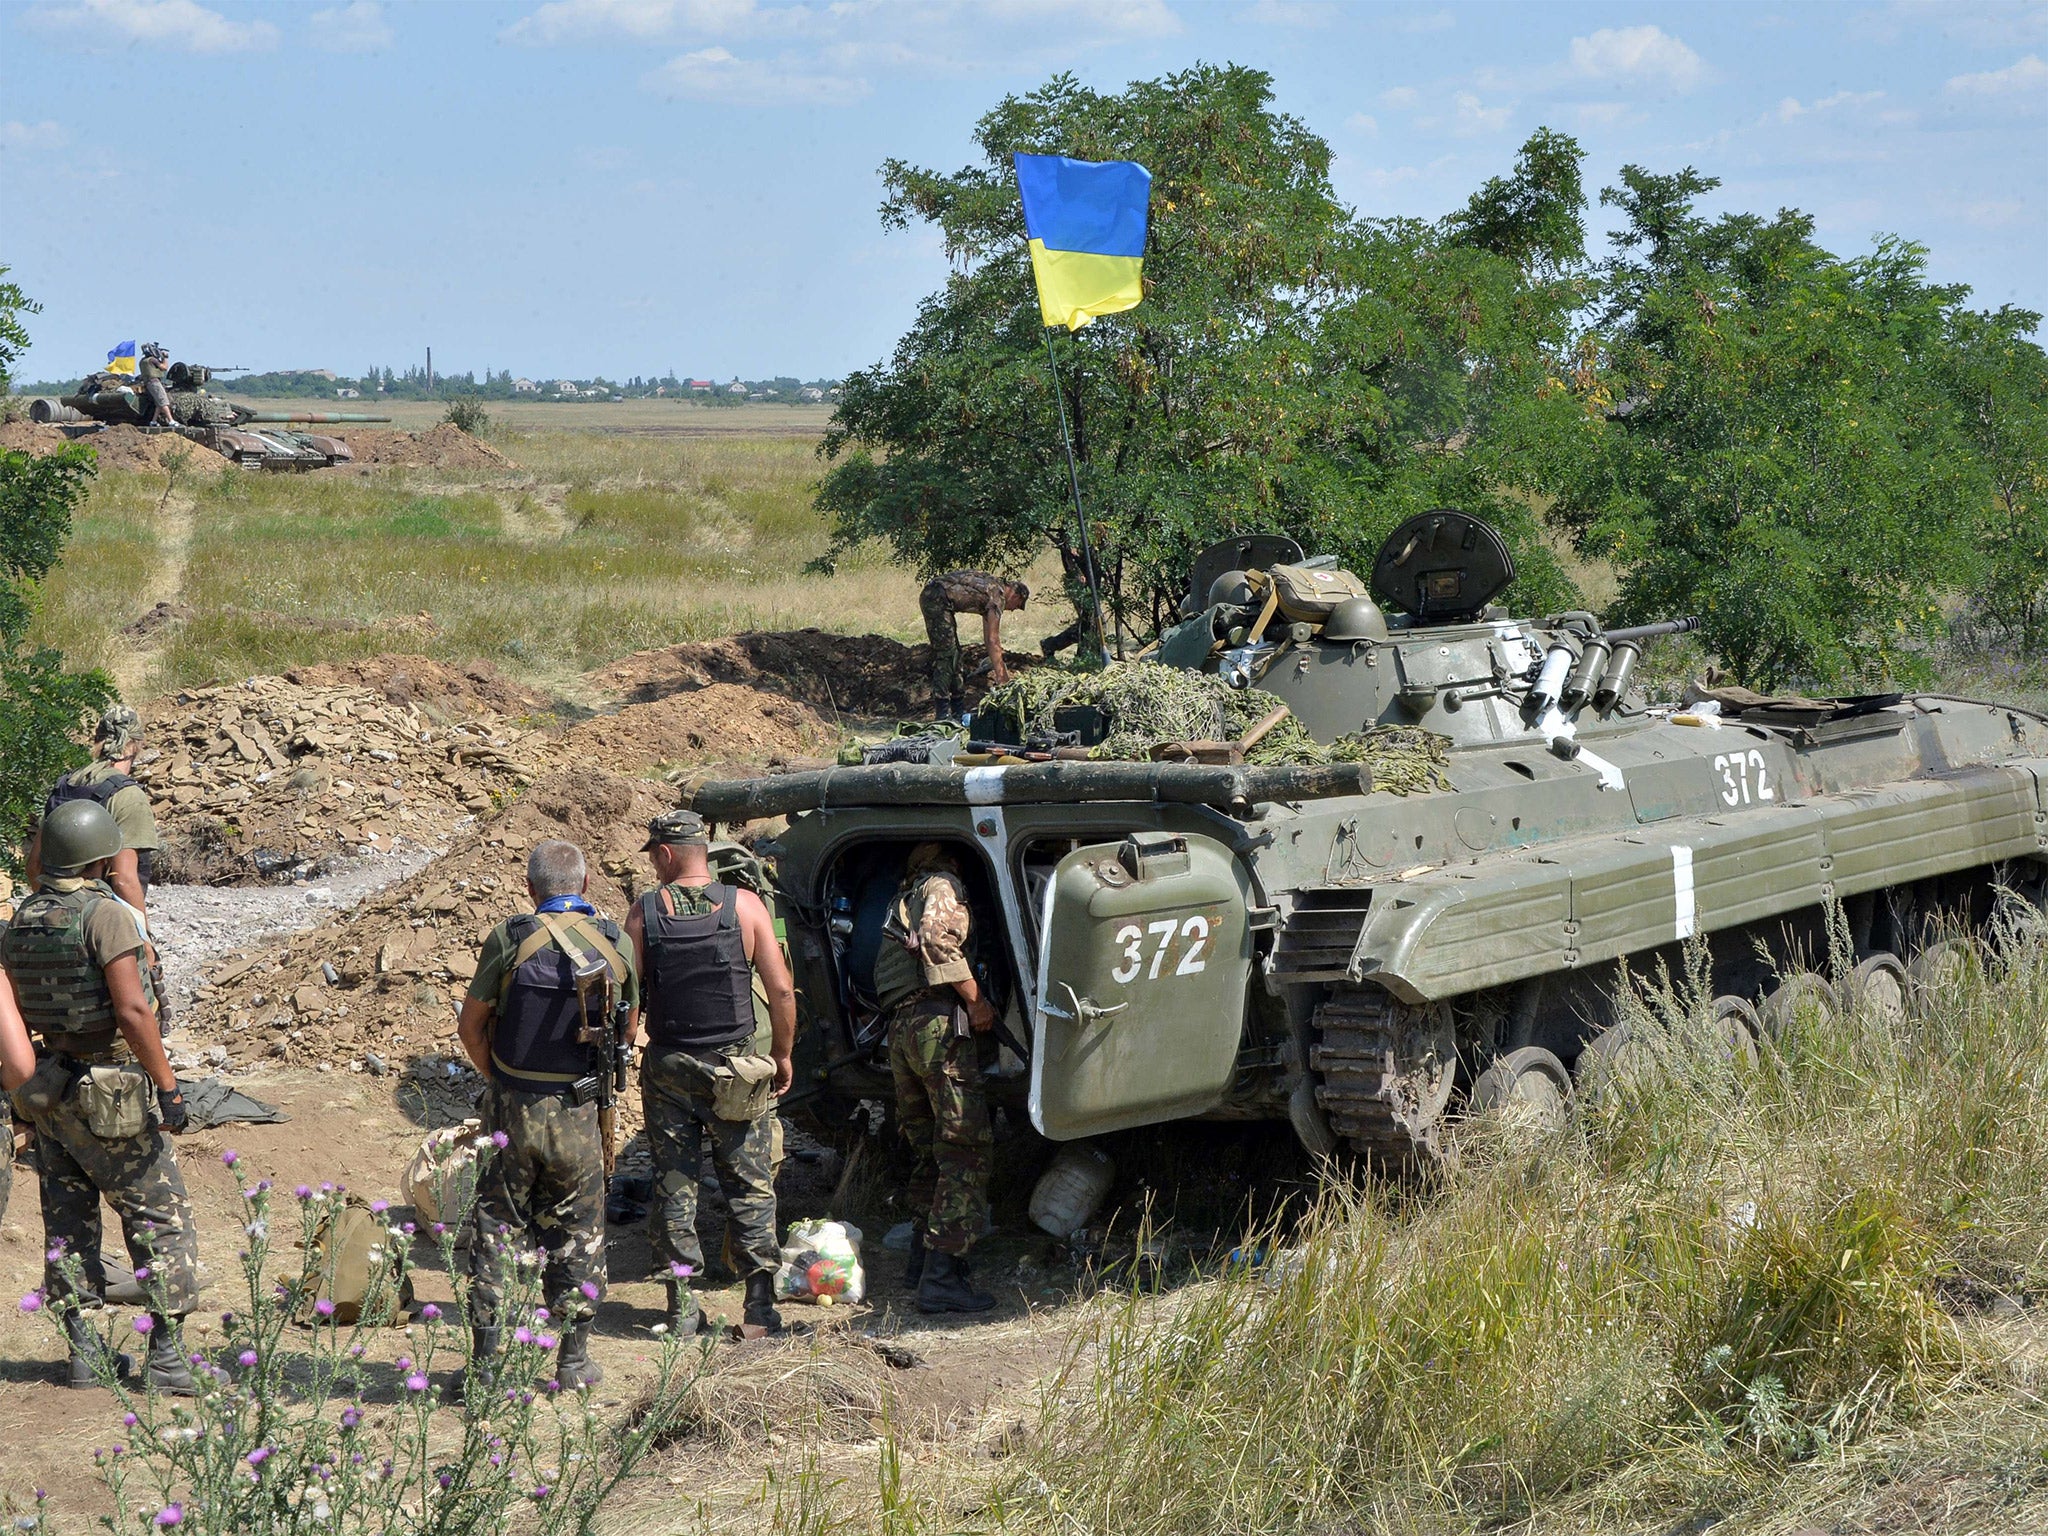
left=455, top=838, right=635, bottom=1393
left=138, top=344, right=174, bottom=427
left=876, top=842, right=998, bottom=1314
left=0, top=800, right=197, bottom=1393
left=627, top=809, right=796, bottom=1339
left=919, top=571, right=1028, bottom=720
left=34, top=704, right=162, bottom=916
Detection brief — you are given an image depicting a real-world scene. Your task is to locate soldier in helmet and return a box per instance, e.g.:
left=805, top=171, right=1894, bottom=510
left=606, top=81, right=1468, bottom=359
left=919, top=571, right=1028, bottom=720
left=35, top=704, right=161, bottom=916
left=0, top=799, right=197, bottom=1394
left=454, top=838, right=636, bottom=1394
left=138, top=344, right=174, bottom=428
left=627, top=809, right=795, bottom=1339
left=875, top=842, right=997, bottom=1314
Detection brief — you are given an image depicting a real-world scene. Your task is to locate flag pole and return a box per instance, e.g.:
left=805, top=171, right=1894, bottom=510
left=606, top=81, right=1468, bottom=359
left=1040, top=324, right=1113, bottom=667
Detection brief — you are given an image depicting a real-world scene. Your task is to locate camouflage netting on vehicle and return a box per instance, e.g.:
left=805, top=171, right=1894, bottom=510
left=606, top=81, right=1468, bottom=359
left=977, top=664, right=1452, bottom=794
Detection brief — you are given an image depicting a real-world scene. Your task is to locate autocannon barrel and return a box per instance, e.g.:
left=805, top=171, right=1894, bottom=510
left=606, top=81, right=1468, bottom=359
left=687, top=760, right=1373, bottom=822
left=1602, top=616, right=1700, bottom=644
left=237, top=410, right=392, bottom=424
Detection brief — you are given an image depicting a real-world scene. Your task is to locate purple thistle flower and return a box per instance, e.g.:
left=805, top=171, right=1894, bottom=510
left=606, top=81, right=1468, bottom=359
left=405, top=1372, right=429, bottom=1393
left=155, top=1506, right=183, bottom=1527
left=669, top=1262, right=693, bottom=1279
left=135, top=1266, right=151, bottom=1282
left=246, top=1447, right=271, bottom=1468
left=395, top=1356, right=413, bottom=1372
left=221, top=1150, right=239, bottom=1168
left=319, top=1182, right=334, bottom=1195
left=122, top=1413, right=138, bottom=1428
left=370, top=1200, right=388, bottom=1214
left=534, top=1306, right=550, bottom=1322
left=340, top=1407, right=361, bottom=1431
left=430, top=1222, right=446, bottom=1238
left=294, top=1185, right=312, bottom=1201
left=132, top=1315, right=154, bottom=1335
left=256, top=1179, right=272, bottom=1193
left=239, top=1350, right=258, bottom=1367
left=579, top=1280, right=600, bottom=1300
left=491, top=1131, right=510, bottom=1149
left=18, top=1292, right=42, bottom=1314
left=537, top=1334, right=557, bottom=1351
left=530, top=1485, right=552, bottom=1501
left=437, top=1472, right=452, bottom=1489
left=419, top=1303, right=441, bottom=1321
left=314, top=1298, right=335, bottom=1318
left=513, top=1327, right=534, bottom=1346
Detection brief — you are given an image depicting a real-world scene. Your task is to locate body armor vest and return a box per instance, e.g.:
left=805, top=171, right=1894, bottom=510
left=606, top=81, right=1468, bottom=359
left=1, top=883, right=132, bottom=1058
left=488, top=912, right=626, bottom=1093
left=640, top=883, right=754, bottom=1053
left=873, top=874, right=941, bottom=1011
left=47, top=768, right=153, bottom=888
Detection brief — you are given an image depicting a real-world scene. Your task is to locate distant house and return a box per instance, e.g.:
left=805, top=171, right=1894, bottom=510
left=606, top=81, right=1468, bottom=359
left=336, top=387, right=361, bottom=399
left=726, top=381, right=747, bottom=396
left=556, top=383, right=579, bottom=397
left=310, top=368, right=338, bottom=381
left=687, top=379, right=714, bottom=393
left=798, top=387, right=824, bottom=403
left=513, top=378, right=539, bottom=393
left=826, top=386, right=844, bottom=400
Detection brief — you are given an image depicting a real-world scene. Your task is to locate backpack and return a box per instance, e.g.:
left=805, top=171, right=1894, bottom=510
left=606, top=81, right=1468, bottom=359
left=297, top=1194, right=415, bottom=1326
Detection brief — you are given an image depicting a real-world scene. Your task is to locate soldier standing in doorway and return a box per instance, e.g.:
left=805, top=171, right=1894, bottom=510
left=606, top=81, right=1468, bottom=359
left=919, top=571, right=1028, bottom=719
left=455, top=838, right=636, bottom=1393
left=628, top=810, right=795, bottom=1340
left=0, top=800, right=197, bottom=1393
left=875, top=842, right=997, bottom=1314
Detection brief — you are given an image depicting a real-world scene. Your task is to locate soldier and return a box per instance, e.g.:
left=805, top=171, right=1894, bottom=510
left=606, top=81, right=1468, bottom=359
left=0, top=800, right=197, bottom=1393
left=455, top=838, right=635, bottom=1393
left=627, top=810, right=795, bottom=1338
left=139, top=344, right=174, bottom=428
left=34, top=704, right=162, bottom=916
left=875, top=842, right=997, bottom=1314
left=919, top=571, right=1028, bottom=719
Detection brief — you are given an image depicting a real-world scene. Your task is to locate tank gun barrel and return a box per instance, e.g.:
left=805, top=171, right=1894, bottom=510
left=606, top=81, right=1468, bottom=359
left=234, top=409, right=391, bottom=424
left=1602, top=616, right=1699, bottom=645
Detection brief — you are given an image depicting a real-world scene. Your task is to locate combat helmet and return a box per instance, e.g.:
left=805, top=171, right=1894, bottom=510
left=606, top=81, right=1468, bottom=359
left=41, top=800, right=123, bottom=874
left=1323, top=594, right=1389, bottom=642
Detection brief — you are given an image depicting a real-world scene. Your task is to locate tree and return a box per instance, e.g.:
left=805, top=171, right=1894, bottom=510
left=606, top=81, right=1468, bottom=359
left=816, top=67, right=1585, bottom=637
left=1552, top=168, right=1991, bottom=689
left=0, top=264, right=37, bottom=396
left=1943, top=305, right=2048, bottom=653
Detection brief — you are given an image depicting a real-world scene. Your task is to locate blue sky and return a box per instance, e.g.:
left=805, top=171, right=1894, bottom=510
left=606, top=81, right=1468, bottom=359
left=2, top=0, right=2042, bottom=384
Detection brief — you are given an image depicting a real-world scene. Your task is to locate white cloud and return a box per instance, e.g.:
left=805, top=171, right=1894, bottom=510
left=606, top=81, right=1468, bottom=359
left=0, top=120, right=68, bottom=151
left=27, top=0, right=278, bottom=51
left=1379, top=85, right=1420, bottom=109
left=1443, top=90, right=1509, bottom=135
left=505, top=0, right=761, bottom=44
left=1568, top=25, right=1706, bottom=92
left=979, top=0, right=1179, bottom=39
left=1947, top=54, right=2048, bottom=96
left=646, top=46, right=869, bottom=105
left=1962, top=198, right=2028, bottom=228
left=1345, top=112, right=1378, bottom=136
left=1770, top=87, right=1884, bottom=122
left=310, top=0, right=393, bottom=52
left=1568, top=101, right=1641, bottom=129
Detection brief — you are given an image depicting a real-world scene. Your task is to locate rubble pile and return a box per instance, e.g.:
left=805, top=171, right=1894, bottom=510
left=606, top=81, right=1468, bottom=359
left=590, top=629, right=974, bottom=720
left=0, top=421, right=229, bottom=473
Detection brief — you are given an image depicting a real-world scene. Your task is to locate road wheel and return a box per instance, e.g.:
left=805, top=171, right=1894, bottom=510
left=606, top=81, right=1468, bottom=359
left=1907, top=938, right=1979, bottom=1011
left=1841, top=952, right=1908, bottom=1027
left=1710, top=995, right=1762, bottom=1069
left=1469, top=1045, right=1572, bottom=1129
left=1760, top=971, right=1833, bottom=1039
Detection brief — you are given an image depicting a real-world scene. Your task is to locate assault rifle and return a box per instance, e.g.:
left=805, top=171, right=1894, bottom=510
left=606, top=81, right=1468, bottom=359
left=571, top=955, right=634, bottom=1179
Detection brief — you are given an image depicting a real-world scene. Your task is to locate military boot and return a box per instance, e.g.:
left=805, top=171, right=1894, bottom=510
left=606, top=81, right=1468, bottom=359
left=917, top=1251, right=995, bottom=1315
left=144, top=1315, right=197, bottom=1397
left=663, top=1281, right=708, bottom=1338
left=904, top=1226, right=927, bottom=1289
left=59, top=1307, right=132, bottom=1390
left=741, top=1271, right=784, bottom=1336
left=554, top=1324, right=604, bottom=1391
left=451, top=1326, right=500, bottom=1402
left=943, top=694, right=964, bottom=721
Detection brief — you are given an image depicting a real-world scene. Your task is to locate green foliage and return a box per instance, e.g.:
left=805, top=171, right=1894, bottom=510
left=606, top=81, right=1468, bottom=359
left=1554, top=167, right=2022, bottom=689
left=0, top=445, right=113, bottom=864
left=0, top=264, right=36, bottom=397
left=817, top=66, right=1584, bottom=635
left=442, top=396, right=492, bottom=436
left=1945, top=304, right=2048, bottom=652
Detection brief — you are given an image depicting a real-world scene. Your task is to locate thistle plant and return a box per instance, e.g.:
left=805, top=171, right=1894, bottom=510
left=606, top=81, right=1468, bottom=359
left=19, top=1145, right=707, bottom=1534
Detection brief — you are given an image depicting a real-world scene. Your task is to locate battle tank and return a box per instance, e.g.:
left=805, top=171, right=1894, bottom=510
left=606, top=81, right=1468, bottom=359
left=692, top=511, right=2048, bottom=1164
left=33, top=364, right=389, bottom=470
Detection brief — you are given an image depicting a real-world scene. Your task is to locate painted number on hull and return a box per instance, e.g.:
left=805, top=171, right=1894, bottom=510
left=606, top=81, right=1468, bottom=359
left=1713, top=749, right=1775, bottom=806
left=1110, top=915, right=1212, bottom=984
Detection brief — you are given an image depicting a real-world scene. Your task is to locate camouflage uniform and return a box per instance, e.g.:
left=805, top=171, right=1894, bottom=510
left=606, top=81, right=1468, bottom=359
left=921, top=571, right=1017, bottom=703
left=467, top=1084, right=607, bottom=1330
left=2, top=878, right=198, bottom=1314
left=884, top=864, right=992, bottom=1256
left=642, top=1042, right=781, bottom=1278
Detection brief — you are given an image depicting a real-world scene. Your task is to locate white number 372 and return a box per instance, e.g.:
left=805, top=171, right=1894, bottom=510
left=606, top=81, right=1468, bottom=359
left=1110, top=915, right=1212, bottom=984
left=1713, top=749, right=1775, bottom=806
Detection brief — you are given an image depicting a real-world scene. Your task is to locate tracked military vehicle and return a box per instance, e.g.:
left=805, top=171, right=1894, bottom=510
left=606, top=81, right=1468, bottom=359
left=693, top=511, right=2048, bottom=1163
left=35, top=364, right=388, bottom=470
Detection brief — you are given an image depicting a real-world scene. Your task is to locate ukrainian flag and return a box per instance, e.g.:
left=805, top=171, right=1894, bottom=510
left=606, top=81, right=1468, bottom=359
left=1013, top=153, right=1150, bottom=331
left=106, top=340, right=138, bottom=377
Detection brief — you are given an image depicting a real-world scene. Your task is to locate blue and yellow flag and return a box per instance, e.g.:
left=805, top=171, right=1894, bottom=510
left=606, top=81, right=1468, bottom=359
left=1014, top=153, right=1150, bottom=331
left=106, top=340, right=138, bottom=376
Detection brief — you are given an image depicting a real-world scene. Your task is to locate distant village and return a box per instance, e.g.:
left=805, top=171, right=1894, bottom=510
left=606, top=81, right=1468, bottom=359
left=18, top=363, right=844, bottom=406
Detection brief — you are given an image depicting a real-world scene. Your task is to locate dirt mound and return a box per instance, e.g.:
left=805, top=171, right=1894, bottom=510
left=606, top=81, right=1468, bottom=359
left=0, top=421, right=226, bottom=473
left=285, top=654, right=546, bottom=716
left=337, top=424, right=513, bottom=470
left=565, top=683, right=828, bottom=768
left=590, top=629, right=965, bottom=719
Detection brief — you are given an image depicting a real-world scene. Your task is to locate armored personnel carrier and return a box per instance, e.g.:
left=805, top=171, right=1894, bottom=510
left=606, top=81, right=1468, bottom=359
left=34, top=364, right=388, bottom=470
left=693, top=511, right=2048, bottom=1163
